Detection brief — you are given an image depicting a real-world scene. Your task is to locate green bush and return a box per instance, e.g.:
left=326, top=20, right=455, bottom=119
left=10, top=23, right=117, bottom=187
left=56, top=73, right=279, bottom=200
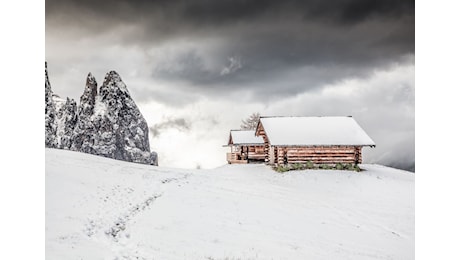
left=274, top=165, right=289, bottom=173
left=292, top=163, right=302, bottom=170
left=353, top=164, right=361, bottom=172
left=335, top=163, right=344, bottom=170
left=319, top=164, right=331, bottom=170
left=340, top=163, right=361, bottom=172
left=272, top=162, right=361, bottom=172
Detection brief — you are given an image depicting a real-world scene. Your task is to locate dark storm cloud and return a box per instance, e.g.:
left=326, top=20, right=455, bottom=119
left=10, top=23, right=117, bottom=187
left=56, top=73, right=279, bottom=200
left=46, top=0, right=414, bottom=92
left=46, top=0, right=414, bottom=27
left=46, top=0, right=414, bottom=52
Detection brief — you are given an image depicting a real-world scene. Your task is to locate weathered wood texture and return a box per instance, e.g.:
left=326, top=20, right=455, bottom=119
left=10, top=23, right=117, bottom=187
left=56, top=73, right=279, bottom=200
left=226, top=152, right=248, bottom=164
left=246, top=146, right=265, bottom=161
left=227, top=152, right=238, bottom=162
left=255, top=119, right=368, bottom=166
left=256, top=124, right=270, bottom=163
left=276, top=147, right=286, bottom=165
left=270, top=146, right=363, bottom=165
left=227, top=145, right=265, bottom=164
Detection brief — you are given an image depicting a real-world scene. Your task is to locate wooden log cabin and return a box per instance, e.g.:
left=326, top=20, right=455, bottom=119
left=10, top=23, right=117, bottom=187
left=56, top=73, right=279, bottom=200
left=255, top=116, right=375, bottom=166
left=225, top=130, right=265, bottom=164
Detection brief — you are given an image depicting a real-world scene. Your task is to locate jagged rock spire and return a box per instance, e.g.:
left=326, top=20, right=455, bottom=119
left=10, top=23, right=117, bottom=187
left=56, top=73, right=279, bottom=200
left=71, top=72, right=98, bottom=153
left=45, top=62, right=58, bottom=148
left=79, top=72, right=98, bottom=116
left=46, top=65, right=158, bottom=166
left=55, top=97, right=78, bottom=149
left=93, top=70, right=156, bottom=165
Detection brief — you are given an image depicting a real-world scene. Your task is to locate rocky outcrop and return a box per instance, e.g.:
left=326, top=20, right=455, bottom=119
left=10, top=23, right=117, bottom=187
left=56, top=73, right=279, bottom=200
left=45, top=63, right=158, bottom=166
left=45, top=62, right=58, bottom=148
left=54, top=97, right=78, bottom=149
left=71, top=73, right=98, bottom=154
left=92, top=71, right=157, bottom=165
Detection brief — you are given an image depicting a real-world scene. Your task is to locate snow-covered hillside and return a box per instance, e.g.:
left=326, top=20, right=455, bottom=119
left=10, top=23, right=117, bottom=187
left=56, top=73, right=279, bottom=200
left=46, top=148, right=414, bottom=260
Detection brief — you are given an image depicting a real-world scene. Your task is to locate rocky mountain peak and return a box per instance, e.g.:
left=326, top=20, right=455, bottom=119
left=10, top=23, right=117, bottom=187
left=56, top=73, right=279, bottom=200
left=45, top=62, right=51, bottom=91
left=55, top=97, right=78, bottom=149
left=46, top=63, right=158, bottom=166
left=86, top=72, right=97, bottom=87
left=80, top=72, right=98, bottom=110
left=101, top=70, right=129, bottom=96
left=45, top=61, right=58, bottom=148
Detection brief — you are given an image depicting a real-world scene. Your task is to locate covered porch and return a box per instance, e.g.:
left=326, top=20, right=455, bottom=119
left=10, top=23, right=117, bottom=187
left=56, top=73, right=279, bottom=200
left=226, top=146, right=248, bottom=164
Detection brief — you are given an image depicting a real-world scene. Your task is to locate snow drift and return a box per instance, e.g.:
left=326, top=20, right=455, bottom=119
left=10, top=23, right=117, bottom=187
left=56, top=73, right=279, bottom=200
left=46, top=148, right=414, bottom=260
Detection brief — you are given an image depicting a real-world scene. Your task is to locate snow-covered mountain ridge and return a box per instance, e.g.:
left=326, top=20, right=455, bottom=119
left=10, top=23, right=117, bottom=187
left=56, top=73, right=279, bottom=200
left=45, top=62, right=158, bottom=165
left=46, top=148, right=414, bottom=260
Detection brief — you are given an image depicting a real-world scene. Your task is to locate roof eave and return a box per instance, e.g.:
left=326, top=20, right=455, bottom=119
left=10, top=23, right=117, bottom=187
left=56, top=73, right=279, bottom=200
left=230, top=143, right=265, bottom=146
left=270, top=144, right=376, bottom=147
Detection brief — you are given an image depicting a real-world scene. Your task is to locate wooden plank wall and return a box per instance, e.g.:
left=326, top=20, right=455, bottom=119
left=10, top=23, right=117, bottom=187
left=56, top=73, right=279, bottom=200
left=226, top=152, right=249, bottom=164
left=257, top=126, right=270, bottom=163
left=247, top=146, right=265, bottom=161
left=271, top=146, right=363, bottom=165
left=226, top=152, right=238, bottom=162
left=276, top=147, right=285, bottom=165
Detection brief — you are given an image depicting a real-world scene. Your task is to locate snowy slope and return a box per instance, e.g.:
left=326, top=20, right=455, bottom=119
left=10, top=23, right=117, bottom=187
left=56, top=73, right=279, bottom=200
left=46, top=148, right=414, bottom=260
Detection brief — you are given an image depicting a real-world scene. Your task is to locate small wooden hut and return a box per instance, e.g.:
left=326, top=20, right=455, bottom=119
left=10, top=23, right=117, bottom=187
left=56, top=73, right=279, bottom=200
left=225, top=130, right=265, bottom=164
left=255, top=116, right=375, bottom=166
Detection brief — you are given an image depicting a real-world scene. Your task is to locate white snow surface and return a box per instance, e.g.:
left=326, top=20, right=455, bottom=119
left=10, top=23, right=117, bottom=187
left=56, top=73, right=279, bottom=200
left=259, top=116, right=376, bottom=146
left=229, top=130, right=264, bottom=145
left=46, top=148, right=413, bottom=260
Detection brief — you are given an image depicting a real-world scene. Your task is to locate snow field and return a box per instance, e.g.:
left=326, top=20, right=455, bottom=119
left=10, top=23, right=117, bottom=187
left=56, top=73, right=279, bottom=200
left=46, top=148, right=414, bottom=260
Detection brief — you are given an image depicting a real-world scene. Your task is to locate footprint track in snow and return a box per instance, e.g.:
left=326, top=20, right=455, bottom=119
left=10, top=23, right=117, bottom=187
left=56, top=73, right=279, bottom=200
left=105, top=193, right=162, bottom=241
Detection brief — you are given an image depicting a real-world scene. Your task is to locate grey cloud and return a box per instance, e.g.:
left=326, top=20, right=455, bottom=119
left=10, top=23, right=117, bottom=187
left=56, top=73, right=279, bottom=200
left=220, top=56, right=242, bottom=76
left=46, top=0, right=414, bottom=66
left=46, top=0, right=414, bottom=28
left=149, top=118, right=191, bottom=138
left=46, top=0, right=413, bottom=103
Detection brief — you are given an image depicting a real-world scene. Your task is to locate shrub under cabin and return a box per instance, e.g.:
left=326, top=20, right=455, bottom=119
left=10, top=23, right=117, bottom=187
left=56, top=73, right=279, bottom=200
left=255, top=116, right=375, bottom=166
left=225, top=130, right=265, bottom=164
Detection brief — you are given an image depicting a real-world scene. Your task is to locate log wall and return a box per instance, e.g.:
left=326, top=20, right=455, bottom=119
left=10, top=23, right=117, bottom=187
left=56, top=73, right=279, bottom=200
left=228, top=145, right=265, bottom=164
left=256, top=125, right=270, bottom=163
left=270, top=146, right=363, bottom=165
left=256, top=122, right=366, bottom=166
left=246, top=145, right=265, bottom=161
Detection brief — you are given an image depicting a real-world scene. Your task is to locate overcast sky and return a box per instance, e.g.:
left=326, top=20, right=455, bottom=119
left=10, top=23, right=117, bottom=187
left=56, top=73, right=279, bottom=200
left=45, top=0, right=415, bottom=171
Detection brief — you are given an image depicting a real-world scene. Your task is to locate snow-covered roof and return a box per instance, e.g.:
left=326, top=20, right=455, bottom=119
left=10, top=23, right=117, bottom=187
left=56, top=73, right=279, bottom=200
left=257, top=116, right=375, bottom=147
left=228, top=130, right=264, bottom=146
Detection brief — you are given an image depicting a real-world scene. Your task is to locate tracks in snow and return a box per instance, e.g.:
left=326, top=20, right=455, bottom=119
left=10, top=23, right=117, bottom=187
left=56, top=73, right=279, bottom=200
left=83, top=172, right=192, bottom=259
left=105, top=193, right=163, bottom=241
